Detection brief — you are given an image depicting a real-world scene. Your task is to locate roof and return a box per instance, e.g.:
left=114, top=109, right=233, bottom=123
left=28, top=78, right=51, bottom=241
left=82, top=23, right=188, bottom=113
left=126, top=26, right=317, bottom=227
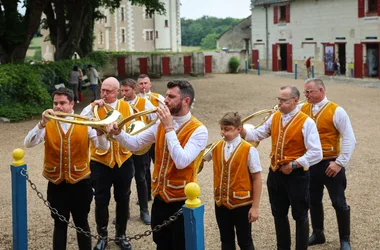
left=253, top=0, right=290, bottom=6
left=216, top=16, right=251, bottom=39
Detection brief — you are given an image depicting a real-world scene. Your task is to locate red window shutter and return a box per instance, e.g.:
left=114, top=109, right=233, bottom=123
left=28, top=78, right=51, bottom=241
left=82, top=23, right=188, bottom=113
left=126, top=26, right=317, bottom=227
left=358, top=0, right=365, bottom=18
left=378, top=0, right=380, bottom=16
left=273, top=6, right=278, bottom=24
left=286, top=5, right=290, bottom=23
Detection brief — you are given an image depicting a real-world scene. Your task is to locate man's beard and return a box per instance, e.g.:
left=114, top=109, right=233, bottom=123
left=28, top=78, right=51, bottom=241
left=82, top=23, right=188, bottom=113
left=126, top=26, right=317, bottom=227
left=169, top=102, right=182, bottom=116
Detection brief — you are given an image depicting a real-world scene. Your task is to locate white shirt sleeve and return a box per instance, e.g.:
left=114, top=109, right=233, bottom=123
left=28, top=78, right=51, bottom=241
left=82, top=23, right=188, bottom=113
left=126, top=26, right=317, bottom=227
left=115, top=122, right=158, bottom=151
left=165, top=126, right=208, bottom=169
left=80, top=104, right=94, bottom=118
left=145, top=99, right=157, bottom=121
left=245, top=114, right=273, bottom=142
left=333, top=107, right=356, bottom=167
left=297, top=117, right=323, bottom=169
left=24, top=124, right=45, bottom=148
left=88, top=127, right=110, bottom=150
left=248, top=147, right=262, bottom=173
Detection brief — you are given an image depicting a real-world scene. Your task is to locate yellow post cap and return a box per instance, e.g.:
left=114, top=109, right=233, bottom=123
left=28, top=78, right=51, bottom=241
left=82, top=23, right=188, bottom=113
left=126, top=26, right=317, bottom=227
left=12, top=148, right=25, bottom=167
left=184, top=182, right=201, bottom=208
left=257, top=59, right=260, bottom=62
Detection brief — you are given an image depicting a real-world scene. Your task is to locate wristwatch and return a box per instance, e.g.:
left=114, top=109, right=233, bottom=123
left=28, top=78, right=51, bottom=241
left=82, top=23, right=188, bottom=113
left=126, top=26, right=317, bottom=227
left=291, top=161, right=297, bottom=170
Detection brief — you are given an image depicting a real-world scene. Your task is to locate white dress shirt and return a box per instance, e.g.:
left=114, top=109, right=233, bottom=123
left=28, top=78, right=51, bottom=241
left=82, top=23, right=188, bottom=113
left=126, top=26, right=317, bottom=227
left=204, top=135, right=262, bottom=173
left=300, top=97, right=356, bottom=167
left=24, top=114, right=109, bottom=150
left=139, top=91, right=165, bottom=107
left=245, top=106, right=322, bottom=169
left=126, top=96, right=157, bottom=121
left=115, top=112, right=208, bottom=169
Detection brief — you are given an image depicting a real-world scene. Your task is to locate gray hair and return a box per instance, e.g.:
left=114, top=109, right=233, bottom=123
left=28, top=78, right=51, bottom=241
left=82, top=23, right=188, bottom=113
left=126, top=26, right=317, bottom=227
left=305, top=78, right=325, bottom=90
left=280, top=85, right=300, bottom=99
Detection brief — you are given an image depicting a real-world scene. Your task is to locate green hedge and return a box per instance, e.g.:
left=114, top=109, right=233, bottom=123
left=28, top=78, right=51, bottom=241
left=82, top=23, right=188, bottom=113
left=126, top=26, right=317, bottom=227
left=0, top=52, right=109, bottom=121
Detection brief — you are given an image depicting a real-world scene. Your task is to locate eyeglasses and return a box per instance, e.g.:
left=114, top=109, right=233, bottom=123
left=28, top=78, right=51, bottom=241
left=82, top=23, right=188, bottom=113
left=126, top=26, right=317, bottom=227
left=276, top=97, right=296, bottom=103
left=303, top=89, right=319, bottom=94
left=101, top=88, right=117, bottom=94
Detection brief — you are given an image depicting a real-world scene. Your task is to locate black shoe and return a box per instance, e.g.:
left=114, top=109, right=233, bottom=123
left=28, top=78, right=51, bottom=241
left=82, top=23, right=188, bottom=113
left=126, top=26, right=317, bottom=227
left=308, top=231, right=326, bottom=246
left=93, top=237, right=108, bottom=250
left=140, top=212, right=151, bottom=225
left=115, top=235, right=132, bottom=250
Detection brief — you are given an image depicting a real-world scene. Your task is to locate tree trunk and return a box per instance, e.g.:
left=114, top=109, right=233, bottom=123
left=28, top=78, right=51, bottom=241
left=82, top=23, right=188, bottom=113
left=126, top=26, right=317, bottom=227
left=79, top=6, right=95, bottom=58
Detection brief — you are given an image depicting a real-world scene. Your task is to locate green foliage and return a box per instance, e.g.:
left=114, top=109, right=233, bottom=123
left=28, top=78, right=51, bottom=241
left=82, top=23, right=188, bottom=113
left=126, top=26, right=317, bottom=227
left=181, top=16, right=243, bottom=47
left=200, top=33, right=218, bottom=50
left=0, top=53, right=108, bottom=121
left=228, top=57, right=240, bottom=73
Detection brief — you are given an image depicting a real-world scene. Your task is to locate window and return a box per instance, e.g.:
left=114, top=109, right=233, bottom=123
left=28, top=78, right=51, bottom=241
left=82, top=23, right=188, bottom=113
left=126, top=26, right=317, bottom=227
left=121, top=7, right=125, bottom=21
left=100, top=32, right=103, bottom=44
left=274, top=5, right=290, bottom=24
left=104, top=16, right=107, bottom=23
left=155, top=31, right=159, bottom=39
left=146, top=31, right=150, bottom=40
left=145, top=9, right=153, bottom=19
left=121, top=29, right=125, bottom=43
left=165, top=20, right=169, bottom=27
left=150, top=31, right=153, bottom=40
left=279, top=6, right=286, bottom=21
left=368, top=0, right=378, bottom=13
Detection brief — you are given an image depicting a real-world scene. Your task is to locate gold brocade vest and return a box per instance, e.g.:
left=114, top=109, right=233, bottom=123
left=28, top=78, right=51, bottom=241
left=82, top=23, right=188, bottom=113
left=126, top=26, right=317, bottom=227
left=301, top=102, right=340, bottom=159
left=213, top=140, right=253, bottom=210
left=43, top=120, right=90, bottom=184
left=270, top=111, right=308, bottom=171
left=149, top=92, right=161, bottom=107
left=151, top=116, right=204, bottom=203
left=90, top=100, right=132, bottom=168
left=132, top=96, right=147, bottom=122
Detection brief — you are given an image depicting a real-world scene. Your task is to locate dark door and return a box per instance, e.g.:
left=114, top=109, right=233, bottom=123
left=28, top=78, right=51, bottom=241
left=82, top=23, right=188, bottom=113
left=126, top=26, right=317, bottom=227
left=252, top=50, right=259, bottom=69
left=205, top=56, right=212, bottom=73
left=162, top=57, right=170, bottom=75
left=338, top=43, right=346, bottom=75
left=272, top=44, right=278, bottom=71
left=279, top=44, right=287, bottom=71
left=354, top=43, right=363, bottom=78
left=139, top=58, right=148, bottom=74
left=117, top=57, right=126, bottom=78
left=287, top=43, right=293, bottom=73
left=184, top=56, right=192, bottom=74
left=324, top=43, right=335, bottom=76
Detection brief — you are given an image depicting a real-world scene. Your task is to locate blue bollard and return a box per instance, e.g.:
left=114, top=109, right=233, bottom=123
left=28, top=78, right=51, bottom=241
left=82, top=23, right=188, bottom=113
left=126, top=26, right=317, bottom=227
left=295, top=63, right=298, bottom=79
left=11, top=148, right=28, bottom=250
left=312, top=64, right=315, bottom=78
left=245, top=60, right=248, bottom=74
left=183, top=183, right=204, bottom=250
left=257, top=60, right=260, bottom=76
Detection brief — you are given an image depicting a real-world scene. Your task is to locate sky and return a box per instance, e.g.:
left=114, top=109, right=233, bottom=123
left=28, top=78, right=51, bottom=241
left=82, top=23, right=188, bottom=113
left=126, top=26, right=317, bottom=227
left=180, top=0, right=251, bottom=19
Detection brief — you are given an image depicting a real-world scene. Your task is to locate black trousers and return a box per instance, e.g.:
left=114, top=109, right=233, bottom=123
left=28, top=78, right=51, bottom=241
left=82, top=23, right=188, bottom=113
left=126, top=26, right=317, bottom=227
left=215, top=204, right=254, bottom=250
left=309, top=159, right=349, bottom=213
left=90, top=159, right=134, bottom=233
left=133, top=153, right=150, bottom=213
left=267, top=168, right=310, bottom=221
left=151, top=196, right=185, bottom=250
left=47, top=179, right=93, bottom=250
left=146, top=144, right=155, bottom=198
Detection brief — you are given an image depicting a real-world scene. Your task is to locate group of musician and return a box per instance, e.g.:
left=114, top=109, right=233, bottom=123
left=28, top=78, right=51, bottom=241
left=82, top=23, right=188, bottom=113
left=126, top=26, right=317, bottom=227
left=24, top=75, right=356, bottom=250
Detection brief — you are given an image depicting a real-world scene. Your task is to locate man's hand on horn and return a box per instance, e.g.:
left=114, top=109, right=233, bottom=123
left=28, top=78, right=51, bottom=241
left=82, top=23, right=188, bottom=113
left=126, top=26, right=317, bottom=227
left=107, top=122, right=122, bottom=136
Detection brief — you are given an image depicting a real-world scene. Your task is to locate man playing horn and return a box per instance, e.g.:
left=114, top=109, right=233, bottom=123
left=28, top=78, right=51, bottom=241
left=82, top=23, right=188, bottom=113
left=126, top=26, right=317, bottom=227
left=241, top=85, right=323, bottom=250
left=24, top=87, right=109, bottom=250
left=137, top=74, right=165, bottom=200
left=120, top=78, right=157, bottom=225
left=301, top=78, right=356, bottom=250
left=81, top=77, right=134, bottom=250
left=109, top=80, right=208, bottom=250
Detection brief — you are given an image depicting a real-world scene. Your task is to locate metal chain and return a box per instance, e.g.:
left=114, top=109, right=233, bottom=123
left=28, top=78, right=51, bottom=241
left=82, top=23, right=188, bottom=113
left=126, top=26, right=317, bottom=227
left=20, top=168, right=183, bottom=242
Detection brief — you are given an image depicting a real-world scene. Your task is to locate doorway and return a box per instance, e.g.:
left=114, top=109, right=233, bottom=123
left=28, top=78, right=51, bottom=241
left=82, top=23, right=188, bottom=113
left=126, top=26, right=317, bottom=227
left=337, top=43, right=346, bottom=75
left=279, top=44, right=287, bottom=71
left=366, top=43, right=379, bottom=77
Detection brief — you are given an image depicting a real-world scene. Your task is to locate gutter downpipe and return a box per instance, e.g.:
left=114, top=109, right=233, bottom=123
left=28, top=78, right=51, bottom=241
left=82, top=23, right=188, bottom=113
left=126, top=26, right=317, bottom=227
left=265, top=4, right=269, bottom=70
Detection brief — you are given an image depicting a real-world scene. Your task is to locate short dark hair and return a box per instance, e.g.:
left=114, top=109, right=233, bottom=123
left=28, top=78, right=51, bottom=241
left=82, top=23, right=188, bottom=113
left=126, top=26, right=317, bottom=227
left=73, top=65, right=78, bottom=71
left=167, top=80, right=195, bottom=106
left=87, top=64, right=93, bottom=68
left=219, top=112, right=242, bottom=127
left=138, top=74, right=149, bottom=79
left=280, top=85, right=300, bottom=99
left=52, top=88, right=74, bottom=102
left=120, top=78, right=136, bottom=89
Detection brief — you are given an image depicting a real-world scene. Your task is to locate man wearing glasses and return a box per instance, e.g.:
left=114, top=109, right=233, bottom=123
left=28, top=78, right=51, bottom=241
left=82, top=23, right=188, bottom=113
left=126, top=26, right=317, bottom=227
left=301, top=78, right=356, bottom=250
left=108, top=80, right=208, bottom=250
left=81, top=77, right=134, bottom=250
left=241, top=85, right=322, bottom=250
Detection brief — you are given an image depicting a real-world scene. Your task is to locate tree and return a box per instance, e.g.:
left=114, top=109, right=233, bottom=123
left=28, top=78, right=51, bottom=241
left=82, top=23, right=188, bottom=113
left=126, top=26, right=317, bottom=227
left=0, top=0, right=165, bottom=64
left=200, top=33, right=218, bottom=50
left=0, top=0, right=47, bottom=64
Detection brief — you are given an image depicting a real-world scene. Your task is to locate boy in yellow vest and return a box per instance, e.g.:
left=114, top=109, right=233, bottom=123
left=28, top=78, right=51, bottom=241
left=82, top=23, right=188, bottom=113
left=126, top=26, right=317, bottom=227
left=204, top=112, right=262, bottom=250
left=24, top=88, right=109, bottom=250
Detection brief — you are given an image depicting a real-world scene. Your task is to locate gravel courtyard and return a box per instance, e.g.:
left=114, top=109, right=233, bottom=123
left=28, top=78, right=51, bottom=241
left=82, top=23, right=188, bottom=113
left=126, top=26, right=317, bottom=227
left=0, top=73, right=379, bottom=249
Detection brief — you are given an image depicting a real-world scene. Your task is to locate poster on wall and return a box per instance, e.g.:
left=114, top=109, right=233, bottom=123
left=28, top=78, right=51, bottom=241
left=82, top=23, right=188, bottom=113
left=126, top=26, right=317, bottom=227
left=325, top=45, right=334, bottom=71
